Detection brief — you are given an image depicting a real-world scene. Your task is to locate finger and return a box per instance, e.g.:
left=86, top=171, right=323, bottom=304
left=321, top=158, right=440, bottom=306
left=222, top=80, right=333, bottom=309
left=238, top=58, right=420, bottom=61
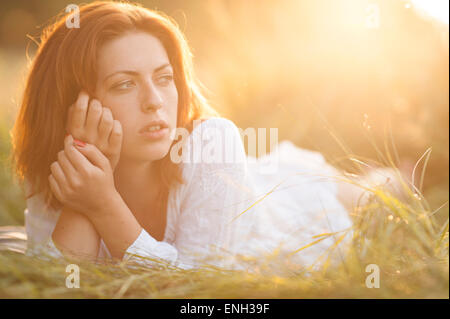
left=48, top=174, right=64, bottom=202
left=74, top=142, right=109, bottom=171
left=97, top=107, right=114, bottom=148
left=50, top=161, right=68, bottom=189
left=63, top=134, right=92, bottom=173
left=66, top=104, right=74, bottom=134
left=109, top=120, right=123, bottom=153
left=85, top=99, right=103, bottom=143
left=57, top=150, right=79, bottom=187
left=70, top=91, right=89, bottom=134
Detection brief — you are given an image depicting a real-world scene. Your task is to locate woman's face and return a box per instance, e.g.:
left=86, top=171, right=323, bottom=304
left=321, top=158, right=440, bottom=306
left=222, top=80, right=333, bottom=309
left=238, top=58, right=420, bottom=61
left=95, top=31, right=178, bottom=163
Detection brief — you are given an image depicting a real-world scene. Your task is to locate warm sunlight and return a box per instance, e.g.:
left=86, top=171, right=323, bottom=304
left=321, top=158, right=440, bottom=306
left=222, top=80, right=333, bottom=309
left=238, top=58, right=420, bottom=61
left=411, top=0, right=449, bottom=24
left=0, top=0, right=448, bottom=301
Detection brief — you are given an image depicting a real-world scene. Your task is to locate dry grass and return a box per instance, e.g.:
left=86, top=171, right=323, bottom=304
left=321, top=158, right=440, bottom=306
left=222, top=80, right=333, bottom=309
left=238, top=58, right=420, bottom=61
left=0, top=177, right=448, bottom=299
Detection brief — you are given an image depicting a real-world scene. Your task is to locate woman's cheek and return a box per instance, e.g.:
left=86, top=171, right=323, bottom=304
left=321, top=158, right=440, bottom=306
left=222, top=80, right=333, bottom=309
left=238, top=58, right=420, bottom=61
left=167, top=87, right=179, bottom=115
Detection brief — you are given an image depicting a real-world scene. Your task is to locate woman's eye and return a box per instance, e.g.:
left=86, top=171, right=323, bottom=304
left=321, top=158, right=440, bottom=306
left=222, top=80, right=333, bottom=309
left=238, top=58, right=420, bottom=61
left=157, top=74, right=174, bottom=86
left=112, top=80, right=135, bottom=90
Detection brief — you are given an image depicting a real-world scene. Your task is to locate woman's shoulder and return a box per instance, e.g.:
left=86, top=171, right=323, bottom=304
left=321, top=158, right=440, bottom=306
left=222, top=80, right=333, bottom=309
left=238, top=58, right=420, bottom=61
left=178, top=117, right=245, bottom=164
left=172, top=117, right=247, bottom=189
left=23, top=179, right=61, bottom=226
left=191, top=116, right=240, bottom=135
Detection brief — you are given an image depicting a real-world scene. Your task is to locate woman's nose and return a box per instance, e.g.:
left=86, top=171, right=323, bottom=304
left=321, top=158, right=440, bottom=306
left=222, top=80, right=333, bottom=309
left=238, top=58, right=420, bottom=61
left=141, top=80, right=163, bottom=112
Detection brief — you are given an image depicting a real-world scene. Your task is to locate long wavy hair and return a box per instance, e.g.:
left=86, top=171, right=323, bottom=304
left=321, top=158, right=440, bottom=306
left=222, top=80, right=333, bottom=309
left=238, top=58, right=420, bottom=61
left=11, top=1, right=219, bottom=214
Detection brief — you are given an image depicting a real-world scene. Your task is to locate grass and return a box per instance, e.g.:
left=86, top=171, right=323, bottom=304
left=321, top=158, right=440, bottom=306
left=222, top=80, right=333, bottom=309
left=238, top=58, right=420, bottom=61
left=0, top=172, right=448, bottom=298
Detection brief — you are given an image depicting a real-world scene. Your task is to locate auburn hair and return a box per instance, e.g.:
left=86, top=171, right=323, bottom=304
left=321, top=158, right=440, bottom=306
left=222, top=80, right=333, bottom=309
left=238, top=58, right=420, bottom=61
left=11, top=1, right=219, bottom=214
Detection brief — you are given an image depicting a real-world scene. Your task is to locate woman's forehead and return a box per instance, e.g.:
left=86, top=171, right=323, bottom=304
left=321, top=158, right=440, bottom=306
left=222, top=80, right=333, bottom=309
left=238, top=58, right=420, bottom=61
left=97, top=31, right=171, bottom=77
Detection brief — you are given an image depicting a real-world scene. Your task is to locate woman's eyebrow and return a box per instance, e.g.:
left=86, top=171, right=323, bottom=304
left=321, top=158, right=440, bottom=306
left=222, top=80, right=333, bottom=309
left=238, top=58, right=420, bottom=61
left=103, top=63, right=172, bottom=83
left=154, top=63, right=172, bottom=73
left=104, top=70, right=138, bottom=83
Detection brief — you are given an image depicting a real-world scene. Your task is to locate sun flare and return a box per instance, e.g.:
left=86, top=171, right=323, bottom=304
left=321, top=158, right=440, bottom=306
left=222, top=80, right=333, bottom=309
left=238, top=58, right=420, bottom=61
left=410, top=0, right=449, bottom=24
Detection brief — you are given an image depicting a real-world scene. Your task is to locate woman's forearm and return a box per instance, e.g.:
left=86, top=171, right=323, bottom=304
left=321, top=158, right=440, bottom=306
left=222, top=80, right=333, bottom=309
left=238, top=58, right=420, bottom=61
left=52, top=206, right=100, bottom=261
left=88, top=190, right=143, bottom=260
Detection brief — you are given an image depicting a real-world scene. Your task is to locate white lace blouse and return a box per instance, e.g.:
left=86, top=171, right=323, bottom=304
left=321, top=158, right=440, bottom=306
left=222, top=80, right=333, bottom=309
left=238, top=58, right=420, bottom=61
left=24, top=117, right=353, bottom=271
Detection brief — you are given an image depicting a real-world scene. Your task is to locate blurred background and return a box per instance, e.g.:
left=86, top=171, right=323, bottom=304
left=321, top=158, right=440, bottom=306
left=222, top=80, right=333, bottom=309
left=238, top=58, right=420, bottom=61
left=0, top=0, right=448, bottom=226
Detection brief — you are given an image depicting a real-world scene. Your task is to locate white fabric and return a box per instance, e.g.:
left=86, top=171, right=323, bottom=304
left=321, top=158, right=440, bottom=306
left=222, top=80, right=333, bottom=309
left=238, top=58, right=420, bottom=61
left=24, top=117, right=353, bottom=271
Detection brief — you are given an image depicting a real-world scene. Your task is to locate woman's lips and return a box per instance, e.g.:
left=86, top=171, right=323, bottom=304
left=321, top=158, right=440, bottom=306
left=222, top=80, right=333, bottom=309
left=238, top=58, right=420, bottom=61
left=139, top=127, right=169, bottom=140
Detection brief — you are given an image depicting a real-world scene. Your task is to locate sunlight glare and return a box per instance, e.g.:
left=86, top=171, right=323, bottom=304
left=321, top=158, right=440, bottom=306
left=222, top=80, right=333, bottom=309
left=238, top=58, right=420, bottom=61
left=410, top=0, right=449, bottom=24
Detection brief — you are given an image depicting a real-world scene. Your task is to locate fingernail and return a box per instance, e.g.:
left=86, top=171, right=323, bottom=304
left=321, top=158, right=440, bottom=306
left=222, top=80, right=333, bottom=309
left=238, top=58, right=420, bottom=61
left=73, top=139, right=86, bottom=147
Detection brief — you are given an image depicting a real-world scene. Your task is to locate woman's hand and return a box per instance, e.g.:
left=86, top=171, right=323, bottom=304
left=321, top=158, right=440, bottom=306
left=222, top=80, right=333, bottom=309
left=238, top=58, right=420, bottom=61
left=66, top=91, right=123, bottom=170
left=49, top=134, right=120, bottom=221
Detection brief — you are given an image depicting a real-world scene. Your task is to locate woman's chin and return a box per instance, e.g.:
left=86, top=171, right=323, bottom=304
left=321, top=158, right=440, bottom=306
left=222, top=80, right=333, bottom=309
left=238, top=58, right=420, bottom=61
left=122, top=139, right=172, bottom=162
left=140, top=143, right=171, bottom=161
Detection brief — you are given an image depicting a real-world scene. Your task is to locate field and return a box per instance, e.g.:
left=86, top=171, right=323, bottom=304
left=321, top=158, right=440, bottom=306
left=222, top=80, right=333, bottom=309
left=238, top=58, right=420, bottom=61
left=0, top=0, right=448, bottom=298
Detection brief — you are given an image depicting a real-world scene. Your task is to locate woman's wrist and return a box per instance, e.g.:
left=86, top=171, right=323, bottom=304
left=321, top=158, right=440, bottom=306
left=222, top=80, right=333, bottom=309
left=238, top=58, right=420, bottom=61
left=88, top=189, right=124, bottom=224
left=86, top=190, right=143, bottom=259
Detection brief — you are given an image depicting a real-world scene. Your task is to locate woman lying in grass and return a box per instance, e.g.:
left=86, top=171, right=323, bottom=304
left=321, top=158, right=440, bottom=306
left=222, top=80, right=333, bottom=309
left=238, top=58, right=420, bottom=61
left=11, top=1, right=400, bottom=271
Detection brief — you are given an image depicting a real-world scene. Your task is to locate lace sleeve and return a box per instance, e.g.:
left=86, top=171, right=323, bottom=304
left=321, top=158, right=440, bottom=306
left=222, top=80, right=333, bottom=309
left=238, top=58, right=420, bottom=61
left=23, top=180, right=64, bottom=259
